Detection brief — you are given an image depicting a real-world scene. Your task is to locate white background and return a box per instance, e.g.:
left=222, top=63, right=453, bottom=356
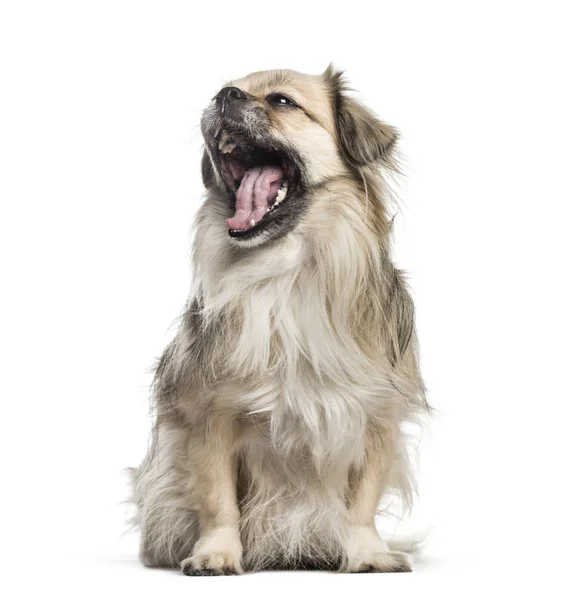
left=1, top=1, right=581, bottom=598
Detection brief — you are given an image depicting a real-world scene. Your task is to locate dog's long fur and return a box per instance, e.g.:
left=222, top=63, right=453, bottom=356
left=130, top=66, right=428, bottom=574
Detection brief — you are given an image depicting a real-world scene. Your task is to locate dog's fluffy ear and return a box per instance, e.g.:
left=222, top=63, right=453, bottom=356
left=323, top=64, right=398, bottom=168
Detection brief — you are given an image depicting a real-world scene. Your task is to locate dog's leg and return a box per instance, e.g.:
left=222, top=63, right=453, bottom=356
left=343, top=428, right=412, bottom=573
left=180, top=417, right=243, bottom=576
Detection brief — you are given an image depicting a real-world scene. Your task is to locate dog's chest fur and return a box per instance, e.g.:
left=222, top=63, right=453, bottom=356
left=190, top=229, right=412, bottom=563
left=193, top=221, right=399, bottom=471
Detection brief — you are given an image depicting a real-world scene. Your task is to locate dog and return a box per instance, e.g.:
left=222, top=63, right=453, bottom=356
left=130, top=66, right=428, bottom=575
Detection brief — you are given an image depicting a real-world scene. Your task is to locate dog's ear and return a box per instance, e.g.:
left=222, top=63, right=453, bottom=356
left=323, top=64, right=398, bottom=168
left=201, top=149, right=216, bottom=189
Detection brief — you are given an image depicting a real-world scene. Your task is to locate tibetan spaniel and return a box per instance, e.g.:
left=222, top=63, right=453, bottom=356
left=131, top=66, right=428, bottom=575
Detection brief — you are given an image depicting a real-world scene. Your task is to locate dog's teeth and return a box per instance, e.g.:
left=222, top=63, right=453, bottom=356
left=250, top=219, right=255, bottom=227
left=222, top=142, right=236, bottom=154
left=219, top=131, right=232, bottom=152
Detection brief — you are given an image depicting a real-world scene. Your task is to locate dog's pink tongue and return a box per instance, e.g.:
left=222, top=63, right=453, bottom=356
left=226, top=165, right=283, bottom=230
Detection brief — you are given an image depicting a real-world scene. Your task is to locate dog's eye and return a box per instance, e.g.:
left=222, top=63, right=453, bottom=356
left=267, top=93, right=298, bottom=108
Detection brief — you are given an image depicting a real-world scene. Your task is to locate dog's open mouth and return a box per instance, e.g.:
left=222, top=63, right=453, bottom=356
left=216, top=130, right=298, bottom=238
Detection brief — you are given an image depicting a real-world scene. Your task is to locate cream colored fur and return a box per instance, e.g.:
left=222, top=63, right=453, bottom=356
left=130, top=68, right=427, bottom=575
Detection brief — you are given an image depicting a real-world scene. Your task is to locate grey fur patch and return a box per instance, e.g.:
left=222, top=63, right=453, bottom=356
left=201, top=150, right=216, bottom=189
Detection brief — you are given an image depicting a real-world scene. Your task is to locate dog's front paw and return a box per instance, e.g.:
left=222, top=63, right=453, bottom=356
left=351, top=550, right=412, bottom=573
left=343, top=526, right=412, bottom=573
left=180, top=554, right=242, bottom=576
left=180, top=527, right=243, bottom=576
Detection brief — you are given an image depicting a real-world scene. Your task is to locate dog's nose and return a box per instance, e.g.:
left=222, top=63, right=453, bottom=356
left=216, top=86, right=247, bottom=106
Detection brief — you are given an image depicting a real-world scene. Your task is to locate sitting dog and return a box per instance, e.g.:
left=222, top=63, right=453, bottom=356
left=131, top=66, right=428, bottom=575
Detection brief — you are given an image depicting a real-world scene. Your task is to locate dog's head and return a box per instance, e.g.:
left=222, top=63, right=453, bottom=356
left=200, top=66, right=398, bottom=246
